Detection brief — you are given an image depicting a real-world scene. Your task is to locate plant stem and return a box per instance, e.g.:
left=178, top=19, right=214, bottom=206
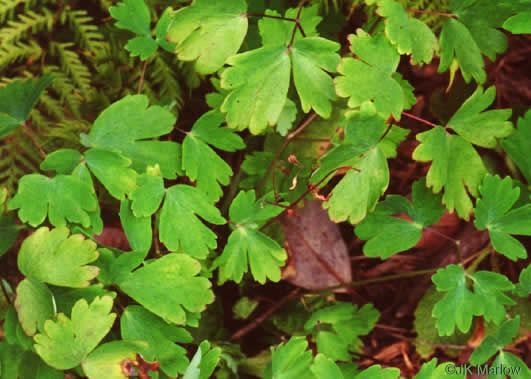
left=256, top=112, right=317, bottom=195
left=402, top=111, right=438, bottom=128
left=23, top=121, right=46, bottom=158
left=0, top=279, right=11, bottom=305
left=465, top=244, right=492, bottom=274
left=288, top=0, right=307, bottom=48
left=137, top=59, right=148, bottom=94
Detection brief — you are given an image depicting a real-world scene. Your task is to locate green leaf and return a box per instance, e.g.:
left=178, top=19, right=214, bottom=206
left=0, top=212, right=20, bottom=257
left=515, top=264, right=531, bottom=297
left=34, top=296, right=116, bottom=370
left=469, top=317, right=519, bottom=365
left=413, top=359, right=465, bottom=379
left=0, top=74, right=54, bottom=139
left=215, top=190, right=286, bottom=284
left=129, top=168, right=165, bottom=217
left=183, top=341, right=221, bottom=379
left=156, top=7, right=177, bottom=53
left=474, top=175, right=531, bottom=260
left=323, top=147, right=389, bottom=224
left=18, top=351, right=63, bottom=379
left=40, top=149, right=82, bottom=174
left=220, top=45, right=291, bottom=134
left=8, top=174, right=98, bottom=228
left=258, top=6, right=322, bottom=46
left=121, top=306, right=192, bottom=376
left=504, top=11, right=531, bottom=33
left=470, top=271, right=515, bottom=324
left=311, top=354, right=344, bottom=379
left=167, top=0, right=248, bottom=75
left=263, top=337, right=313, bottom=379
left=85, top=148, right=137, bottom=200
left=86, top=95, right=180, bottom=179
left=109, top=0, right=150, bottom=35
left=119, top=199, right=152, bottom=252
left=276, top=98, right=298, bottom=136
left=490, top=352, right=531, bottom=379
left=94, top=248, right=147, bottom=286
left=335, top=30, right=406, bottom=119
left=118, top=253, right=214, bottom=325
left=369, top=0, right=438, bottom=64
left=432, top=264, right=482, bottom=336
left=447, top=86, right=512, bottom=148
left=438, top=18, right=485, bottom=83
left=355, top=365, right=400, bottom=379
left=412, top=126, right=487, bottom=220
left=14, top=278, right=55, bottom=336
left=125, top=35, right=158, bottom=60
left=0, top=342, right=24, bottom=379
left=183, top=110, right=244, bottom=201
left=501, top=110, right=531, bottom=183
left=159, top=185, right=226, bottom=258
left=51, top=285, right=116, bottom=315
left=81, top=341, right=147, bottom=379
left=17, top=226, right=100, bottom=288
left=355, top=178, right=445, bottom=259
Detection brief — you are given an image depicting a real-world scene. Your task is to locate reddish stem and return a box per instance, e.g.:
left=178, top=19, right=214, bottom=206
left=402, top=111, right=438, bottom=128
left=23, top=121, right=46, bottom=158
left=406, top=9, right=456, bottom=18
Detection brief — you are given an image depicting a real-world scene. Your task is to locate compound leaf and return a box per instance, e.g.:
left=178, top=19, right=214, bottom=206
left=121, top=306, right=192, bottom=377
left=17, top=226, right=100, bottom=288
left=335, top=29, right=407, bottom=119
left=447, top=86, right=512, bottom=148
left=183, top=110, right=244, bottom=201
left=85, top=95, right=180, bottom=179
left=412, top=126, right=487, bottom=220
left=474, top=175, right=531, bottom=261
left=183, top=341, right=221, bottom=379
left=355, top=179, right=445, bottom=259
left=471, top=271, right=515, bottom=323
left=118, top=253, right=214, bottom=325
left=129, top=168, right=165, bottom=217
left=501, top=110, right=531, bottom=183
left=159, top=185, right=226, bottom=258
left=8, top=174, right=98, bottom=228
left=263, top=337, right=313, bottom=379
left=432, top=264, right=482, bottom=336
left=84, top=148, right=137, bottom=200
left=220, top=45, right=291, bottom=134
left=369, top=0, right=438, bottom=64
left=438, top=18, right=485, bottom=83
left=215, top=190, right=286, bottom=284
left=34, top=296, right=116, bottom=370
left=469, top=317, right=519, bottom=365
left=0, top=74, right=54, bottom=139
left=167, top=0, right=248, bottom=75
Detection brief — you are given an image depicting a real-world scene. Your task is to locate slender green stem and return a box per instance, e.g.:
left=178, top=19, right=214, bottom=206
left=465, top=244, right=492, bottom=274
left=0, top=279, right=11, bottom=305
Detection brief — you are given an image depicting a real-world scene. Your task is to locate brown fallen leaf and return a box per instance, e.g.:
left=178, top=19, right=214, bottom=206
left=280, top=200, right=352, bottom=291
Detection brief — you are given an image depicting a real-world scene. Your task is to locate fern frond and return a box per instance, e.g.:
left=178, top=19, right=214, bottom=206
left=0, top=8, right=54, bottom=44
left=38, top=92, right=67, bottom=122
left=45, top=119, right=91, bottom=147
left=0, top=41, right=42, bottom=70
left=150, top=54, right=184, bottom=108
left=62, top=7, right=105, bottom=52
left=44, top=66, right=83, bottom=118
left=0, top=0, right=23, bottom=23
left=50, top=42, right=92, bottom=98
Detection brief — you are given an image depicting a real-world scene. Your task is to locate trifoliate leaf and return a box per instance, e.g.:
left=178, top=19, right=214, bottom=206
left=501, top=110, right=531, bottom=183
left=183, top=110, right=244, bottom=201
left=515, top=264, right=531, bottom=297
left=167, top=0, right=248, bottom=75
left=14, top=278, right=55, bottom=336
left=129, top=169, right=165, bottom=217
left=215, top=190, right=286, bottom=284
left=17, top=226, right=100, bottom=288
left=335, top=29, right=405, bottom=119
left=86, top=95, right=180, bottom=179
left=438, top=18, right=485, bottom=83
left=432, top=264, right=515, bottom=336
left=109, top=0, right=150, bottom=35
left=412, top=126, right=487, bottom=220
left=355, top=179, right=445, bottom=259
left=311, top=354, right=344, bottom=379
left=263, top=337, right=313, bottom=379
left=119, top=199, right=152, bottom=252
left=469, top=317, right=520, bottom=365
left=85, top=148, right=137, bottom=200
left=220, top=45, right=291, bottom=134
left=355, top=365, right=400, bottom=379
left=81, top=341, right=147, bottom=379
left=323, top=147, right=389, bottom=224
left=369, top=0, right=438, bottom=64
left=447, top=86, right=512, bottom=148
left=121, top=306, right=192, bottom=377
left=8, top=174, right=98, bottom=228
left=474, top=175, right=531, bottom=261
left=118, top=253, right=214, bottom=325
left=40, top=149, right=82, bottom=174
left=34, top=296, right=116, bottom=370
left=432, top=264, right=483, bottom=336
left=159, top=185, right=226, bottom=258
left=304, top=303, right=379, bottom=360
left=0, top=74, right=53, bottom=139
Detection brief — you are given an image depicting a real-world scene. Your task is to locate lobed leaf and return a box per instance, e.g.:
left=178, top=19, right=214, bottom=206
left=501, top=110, right=531, bottom=183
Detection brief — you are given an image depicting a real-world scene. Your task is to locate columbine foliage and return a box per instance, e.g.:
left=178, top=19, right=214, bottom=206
left=0, top=0, right=529, bottom=377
